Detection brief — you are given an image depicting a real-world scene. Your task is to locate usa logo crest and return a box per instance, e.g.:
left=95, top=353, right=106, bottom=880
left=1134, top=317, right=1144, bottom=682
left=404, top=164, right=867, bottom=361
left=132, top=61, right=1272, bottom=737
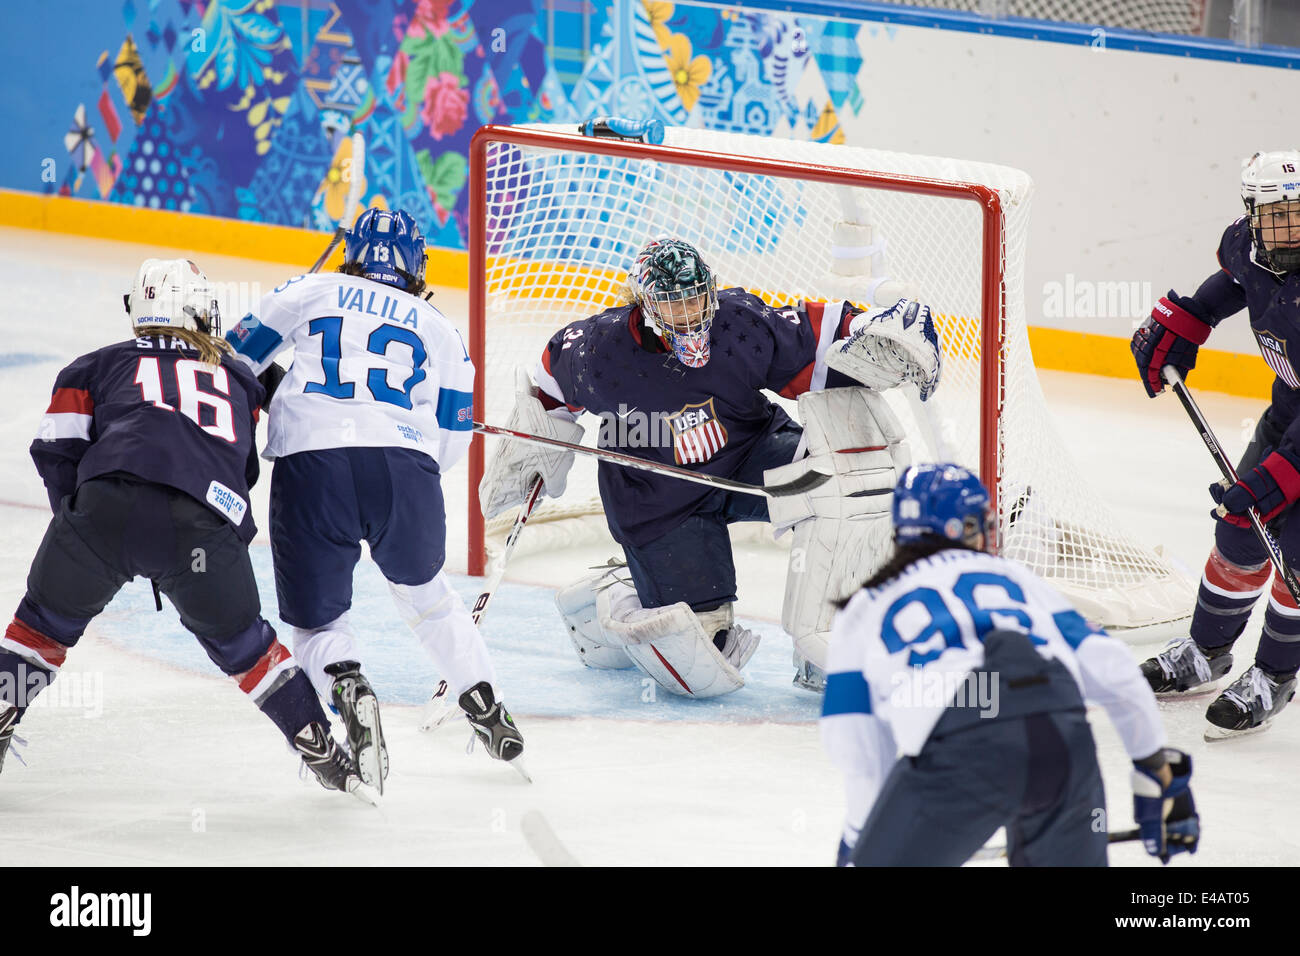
left=667, top=398, right=729, bottom=465
left=1254, top=330, right=1300, bottom=389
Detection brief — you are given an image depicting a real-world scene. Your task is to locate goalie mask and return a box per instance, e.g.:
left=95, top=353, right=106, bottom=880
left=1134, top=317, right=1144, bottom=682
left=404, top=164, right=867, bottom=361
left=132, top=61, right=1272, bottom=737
left=1242, top=151, right=1300, bottom=276
left=631, top=238, right=718, bottom=368
left=892, top=463, right=991, bottom=547
left=124, top=258, right=221, bottom=336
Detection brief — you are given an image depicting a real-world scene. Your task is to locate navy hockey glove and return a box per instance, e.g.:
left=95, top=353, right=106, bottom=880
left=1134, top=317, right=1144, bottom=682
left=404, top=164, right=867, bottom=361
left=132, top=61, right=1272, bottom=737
left=1209, top=448, right=1300, bottom=526
left=1130, top=296, right=1211, bottom=398
left=1132, top=749, right=1199, bottom=864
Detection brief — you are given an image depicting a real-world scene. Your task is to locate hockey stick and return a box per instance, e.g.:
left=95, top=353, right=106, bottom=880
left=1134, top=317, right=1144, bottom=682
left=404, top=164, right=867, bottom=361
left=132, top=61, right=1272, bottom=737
left=475, top=421, right=838, bottom=499
left=1161, top=365, right=1300, bottom=604
left=969, top=827, right=1141, bottom=862
left=470, top=475, right=543, bottom=625
left=309, top=131, right=366, bottom=274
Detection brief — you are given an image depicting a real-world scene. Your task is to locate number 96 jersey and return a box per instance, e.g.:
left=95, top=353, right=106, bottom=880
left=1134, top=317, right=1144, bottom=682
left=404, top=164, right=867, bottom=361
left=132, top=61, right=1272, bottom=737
left=227, top=273, right=475, bottom=470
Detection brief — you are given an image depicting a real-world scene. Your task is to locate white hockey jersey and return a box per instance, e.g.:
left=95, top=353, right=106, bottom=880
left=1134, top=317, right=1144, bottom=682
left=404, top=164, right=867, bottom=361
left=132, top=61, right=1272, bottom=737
left=820, top=548, right=1167, bottom=848
left=227, top=273, right=474, bottom=469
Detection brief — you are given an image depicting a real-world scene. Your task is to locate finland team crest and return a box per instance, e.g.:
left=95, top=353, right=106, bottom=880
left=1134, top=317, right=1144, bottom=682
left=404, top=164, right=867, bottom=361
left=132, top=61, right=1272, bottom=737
left=667, top=398, right=729, bottom=464
left=1255, top=330, right=1300, bottom=389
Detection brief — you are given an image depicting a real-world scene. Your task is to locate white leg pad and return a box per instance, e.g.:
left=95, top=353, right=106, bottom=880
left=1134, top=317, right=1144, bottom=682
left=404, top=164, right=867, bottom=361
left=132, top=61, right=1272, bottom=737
left=555, top=571, right=636, bottom=670
left=292, top=613, right=359, bottom=700
left=764, top=387, right=910, bottom=670
left=603, top=596, right=745, bottom=699
left=389, top=571, right=497, bottom=697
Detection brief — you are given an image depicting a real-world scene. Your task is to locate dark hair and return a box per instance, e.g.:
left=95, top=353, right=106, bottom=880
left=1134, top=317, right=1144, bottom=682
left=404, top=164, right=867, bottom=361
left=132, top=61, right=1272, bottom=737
left=338, top=261, right=426, bottom=298
left=835, top=536, right=982, bottom=608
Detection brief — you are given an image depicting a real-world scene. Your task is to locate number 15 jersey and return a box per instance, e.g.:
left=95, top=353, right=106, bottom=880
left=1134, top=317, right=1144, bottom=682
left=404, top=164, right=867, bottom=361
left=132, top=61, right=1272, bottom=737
left=227, top=273, right=475, bottom=470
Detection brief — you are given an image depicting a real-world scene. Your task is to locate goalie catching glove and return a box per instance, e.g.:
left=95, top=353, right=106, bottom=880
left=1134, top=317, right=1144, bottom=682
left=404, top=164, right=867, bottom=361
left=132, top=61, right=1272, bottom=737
left=479, top=367, right=586, bottom=518
left=826, top=298, right=942, bottom=400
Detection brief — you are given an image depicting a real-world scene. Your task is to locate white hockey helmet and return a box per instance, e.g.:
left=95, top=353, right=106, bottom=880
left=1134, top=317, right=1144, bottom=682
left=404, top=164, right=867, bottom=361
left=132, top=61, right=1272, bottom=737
left=1241, top=150, right=1300, bottom=275
left=124, top=258, right=222, bottom=336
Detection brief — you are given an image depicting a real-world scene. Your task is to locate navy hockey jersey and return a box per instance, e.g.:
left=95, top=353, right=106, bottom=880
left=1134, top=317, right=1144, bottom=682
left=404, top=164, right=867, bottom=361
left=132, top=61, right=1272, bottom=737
left=30, top=335, right=264, bottom=541
left=1179, top=219, right=1300, bottom=440
left=536, top=288, right=861, bottom=546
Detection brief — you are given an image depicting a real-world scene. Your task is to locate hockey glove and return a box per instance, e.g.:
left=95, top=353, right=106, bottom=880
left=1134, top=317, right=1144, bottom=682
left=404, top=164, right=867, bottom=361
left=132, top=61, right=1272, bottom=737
left=1130, top=296, right=1212, bottom=398
left=1131, top=749, right=1199, bottom=864
left=1209, top=448, right=1300, bottom=526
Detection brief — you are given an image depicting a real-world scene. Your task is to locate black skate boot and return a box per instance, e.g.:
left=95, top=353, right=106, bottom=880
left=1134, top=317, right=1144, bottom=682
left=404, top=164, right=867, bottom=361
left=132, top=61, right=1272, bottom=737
left=1139, top=637, right=1233, bottom=695
left=325, top=660, right=387, bottom=795
left=292, top=721, right=376, bottom=803
left=1204, top=665, right=1297, bottom=740
left=0, top=702, right=17, bottom=774
left=459, top=681, right=528, bottom=779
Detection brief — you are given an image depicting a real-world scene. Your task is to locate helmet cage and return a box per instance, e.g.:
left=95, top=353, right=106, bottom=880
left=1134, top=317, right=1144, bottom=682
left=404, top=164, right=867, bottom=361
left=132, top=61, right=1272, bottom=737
left=1246, top=198, right=1300, bottom=275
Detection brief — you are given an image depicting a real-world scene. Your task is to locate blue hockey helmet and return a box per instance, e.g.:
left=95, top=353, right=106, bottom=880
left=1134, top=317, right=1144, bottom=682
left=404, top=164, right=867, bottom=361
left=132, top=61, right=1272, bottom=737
left=630, top=237, right=718, bottom=368
left=892, top=463, right=992, bottom=546
left=342, top=207, right=427, bottom=293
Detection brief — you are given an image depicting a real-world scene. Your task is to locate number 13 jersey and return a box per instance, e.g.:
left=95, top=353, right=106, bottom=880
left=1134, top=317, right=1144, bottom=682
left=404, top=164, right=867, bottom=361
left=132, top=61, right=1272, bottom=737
left=227, top=273, right=475, bottom=470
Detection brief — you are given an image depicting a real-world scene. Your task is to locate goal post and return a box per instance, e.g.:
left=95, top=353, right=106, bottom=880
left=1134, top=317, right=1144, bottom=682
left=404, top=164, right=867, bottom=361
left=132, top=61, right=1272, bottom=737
left=465, top=122, right=1193, bottom=637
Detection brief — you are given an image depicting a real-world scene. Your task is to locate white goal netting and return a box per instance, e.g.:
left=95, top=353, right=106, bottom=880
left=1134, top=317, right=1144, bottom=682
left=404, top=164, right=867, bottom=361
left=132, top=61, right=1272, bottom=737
left=471, top=124, right=1194, bottom=634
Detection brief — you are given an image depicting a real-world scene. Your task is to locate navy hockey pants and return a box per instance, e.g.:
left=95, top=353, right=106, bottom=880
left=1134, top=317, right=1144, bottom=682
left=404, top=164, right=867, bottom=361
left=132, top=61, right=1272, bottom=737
left=270, top=446, right=446, bottom=629
left=851, top=631, right=1109, bottom=867
left=620, top=419, right=804, bottom=612
left=1, top=476, right=324, bottom=742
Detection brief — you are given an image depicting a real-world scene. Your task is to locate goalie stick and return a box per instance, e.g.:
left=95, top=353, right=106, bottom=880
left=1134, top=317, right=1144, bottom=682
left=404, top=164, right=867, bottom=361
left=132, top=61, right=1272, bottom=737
left=969, top=827, right=1141, bottom=862
left=1162, top=365, right=1300, bottom=605
left=475, top=421, right=837, bottom=499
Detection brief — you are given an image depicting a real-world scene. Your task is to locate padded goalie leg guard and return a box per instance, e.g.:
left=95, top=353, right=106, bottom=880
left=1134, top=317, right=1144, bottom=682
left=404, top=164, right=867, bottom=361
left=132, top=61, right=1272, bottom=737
left=765, top=387, right=910, bottom=671
left=557, top=564, right=754, bottom=697
left=555, top=564, right=637, bottom=670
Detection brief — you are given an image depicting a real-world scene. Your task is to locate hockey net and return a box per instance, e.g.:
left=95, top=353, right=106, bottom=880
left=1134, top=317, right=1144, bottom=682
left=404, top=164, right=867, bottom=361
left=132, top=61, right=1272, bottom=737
left=468, top=124, right=1194, bottom=635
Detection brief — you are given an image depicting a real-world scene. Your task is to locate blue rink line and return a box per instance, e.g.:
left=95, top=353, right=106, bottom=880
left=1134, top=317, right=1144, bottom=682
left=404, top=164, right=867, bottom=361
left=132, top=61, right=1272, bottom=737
left=0, top=353, right=59, bottom=370
left=90, top=548, right=823, bottom=725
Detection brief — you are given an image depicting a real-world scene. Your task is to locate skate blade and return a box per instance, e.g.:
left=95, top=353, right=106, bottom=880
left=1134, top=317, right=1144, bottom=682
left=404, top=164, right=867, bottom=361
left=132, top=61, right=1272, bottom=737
left=1154, top=678, right=1227, bottom=701
left=354, top=695, right=388, bottom=796
left=345, top=778, right=381, bottom=807
left=506, top=755, right=533, bottom=784
left=1203, top=716, right=1277, bottom=742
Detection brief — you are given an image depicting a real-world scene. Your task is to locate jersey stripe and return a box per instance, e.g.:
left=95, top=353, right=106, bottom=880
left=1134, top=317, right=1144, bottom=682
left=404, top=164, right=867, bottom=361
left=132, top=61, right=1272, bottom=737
left=47, top=387, right=93, bottom=415
left=227, top=321, right=284, bottom=366
left=822, top=670, right=873, bottom=717
left=435, top=387, right=473, bottom=431
left=37, top=412, right=92, bottom=441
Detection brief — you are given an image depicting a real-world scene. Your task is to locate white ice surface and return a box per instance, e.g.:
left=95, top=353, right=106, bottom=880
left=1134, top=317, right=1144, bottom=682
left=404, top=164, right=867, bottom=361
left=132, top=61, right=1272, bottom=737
left=0, top=227, right=1293, bottom=867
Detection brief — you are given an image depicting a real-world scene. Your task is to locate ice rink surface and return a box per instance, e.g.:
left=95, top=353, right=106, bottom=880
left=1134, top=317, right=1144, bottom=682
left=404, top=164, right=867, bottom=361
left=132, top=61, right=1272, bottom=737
left=0, top=227, right=1294, bottom=867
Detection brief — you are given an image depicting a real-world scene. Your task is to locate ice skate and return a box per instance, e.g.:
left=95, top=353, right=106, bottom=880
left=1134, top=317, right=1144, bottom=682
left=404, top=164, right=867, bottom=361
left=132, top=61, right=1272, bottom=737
left=1139, top=637, right=1233, bottom=696
left=293, top=721, right=378, bottom=804
left=792, top=652, right=826, bottom=693
left=459, top=681, right=530, bottom=782
left=1204, top=665, right=1297, bottom=741
left=325, top=660, right=387, bottom=795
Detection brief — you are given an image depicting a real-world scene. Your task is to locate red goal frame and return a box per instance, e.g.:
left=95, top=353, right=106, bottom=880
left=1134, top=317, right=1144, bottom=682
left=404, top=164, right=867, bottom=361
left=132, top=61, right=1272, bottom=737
left=465, top=124, right=1006, bottom=577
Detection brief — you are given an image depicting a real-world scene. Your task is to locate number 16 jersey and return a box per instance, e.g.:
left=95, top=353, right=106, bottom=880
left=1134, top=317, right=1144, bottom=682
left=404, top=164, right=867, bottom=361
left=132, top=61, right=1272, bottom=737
left=227, top=273, right=475, bottom=471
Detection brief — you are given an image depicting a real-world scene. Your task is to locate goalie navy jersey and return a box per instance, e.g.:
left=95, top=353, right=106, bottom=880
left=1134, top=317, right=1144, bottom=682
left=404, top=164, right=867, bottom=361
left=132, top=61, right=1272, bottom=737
left=536, top=288, right=862, bottom=546
left=1180, top=219, right=1300, bottom=429
left=30, top=335, right=264, bottom=541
